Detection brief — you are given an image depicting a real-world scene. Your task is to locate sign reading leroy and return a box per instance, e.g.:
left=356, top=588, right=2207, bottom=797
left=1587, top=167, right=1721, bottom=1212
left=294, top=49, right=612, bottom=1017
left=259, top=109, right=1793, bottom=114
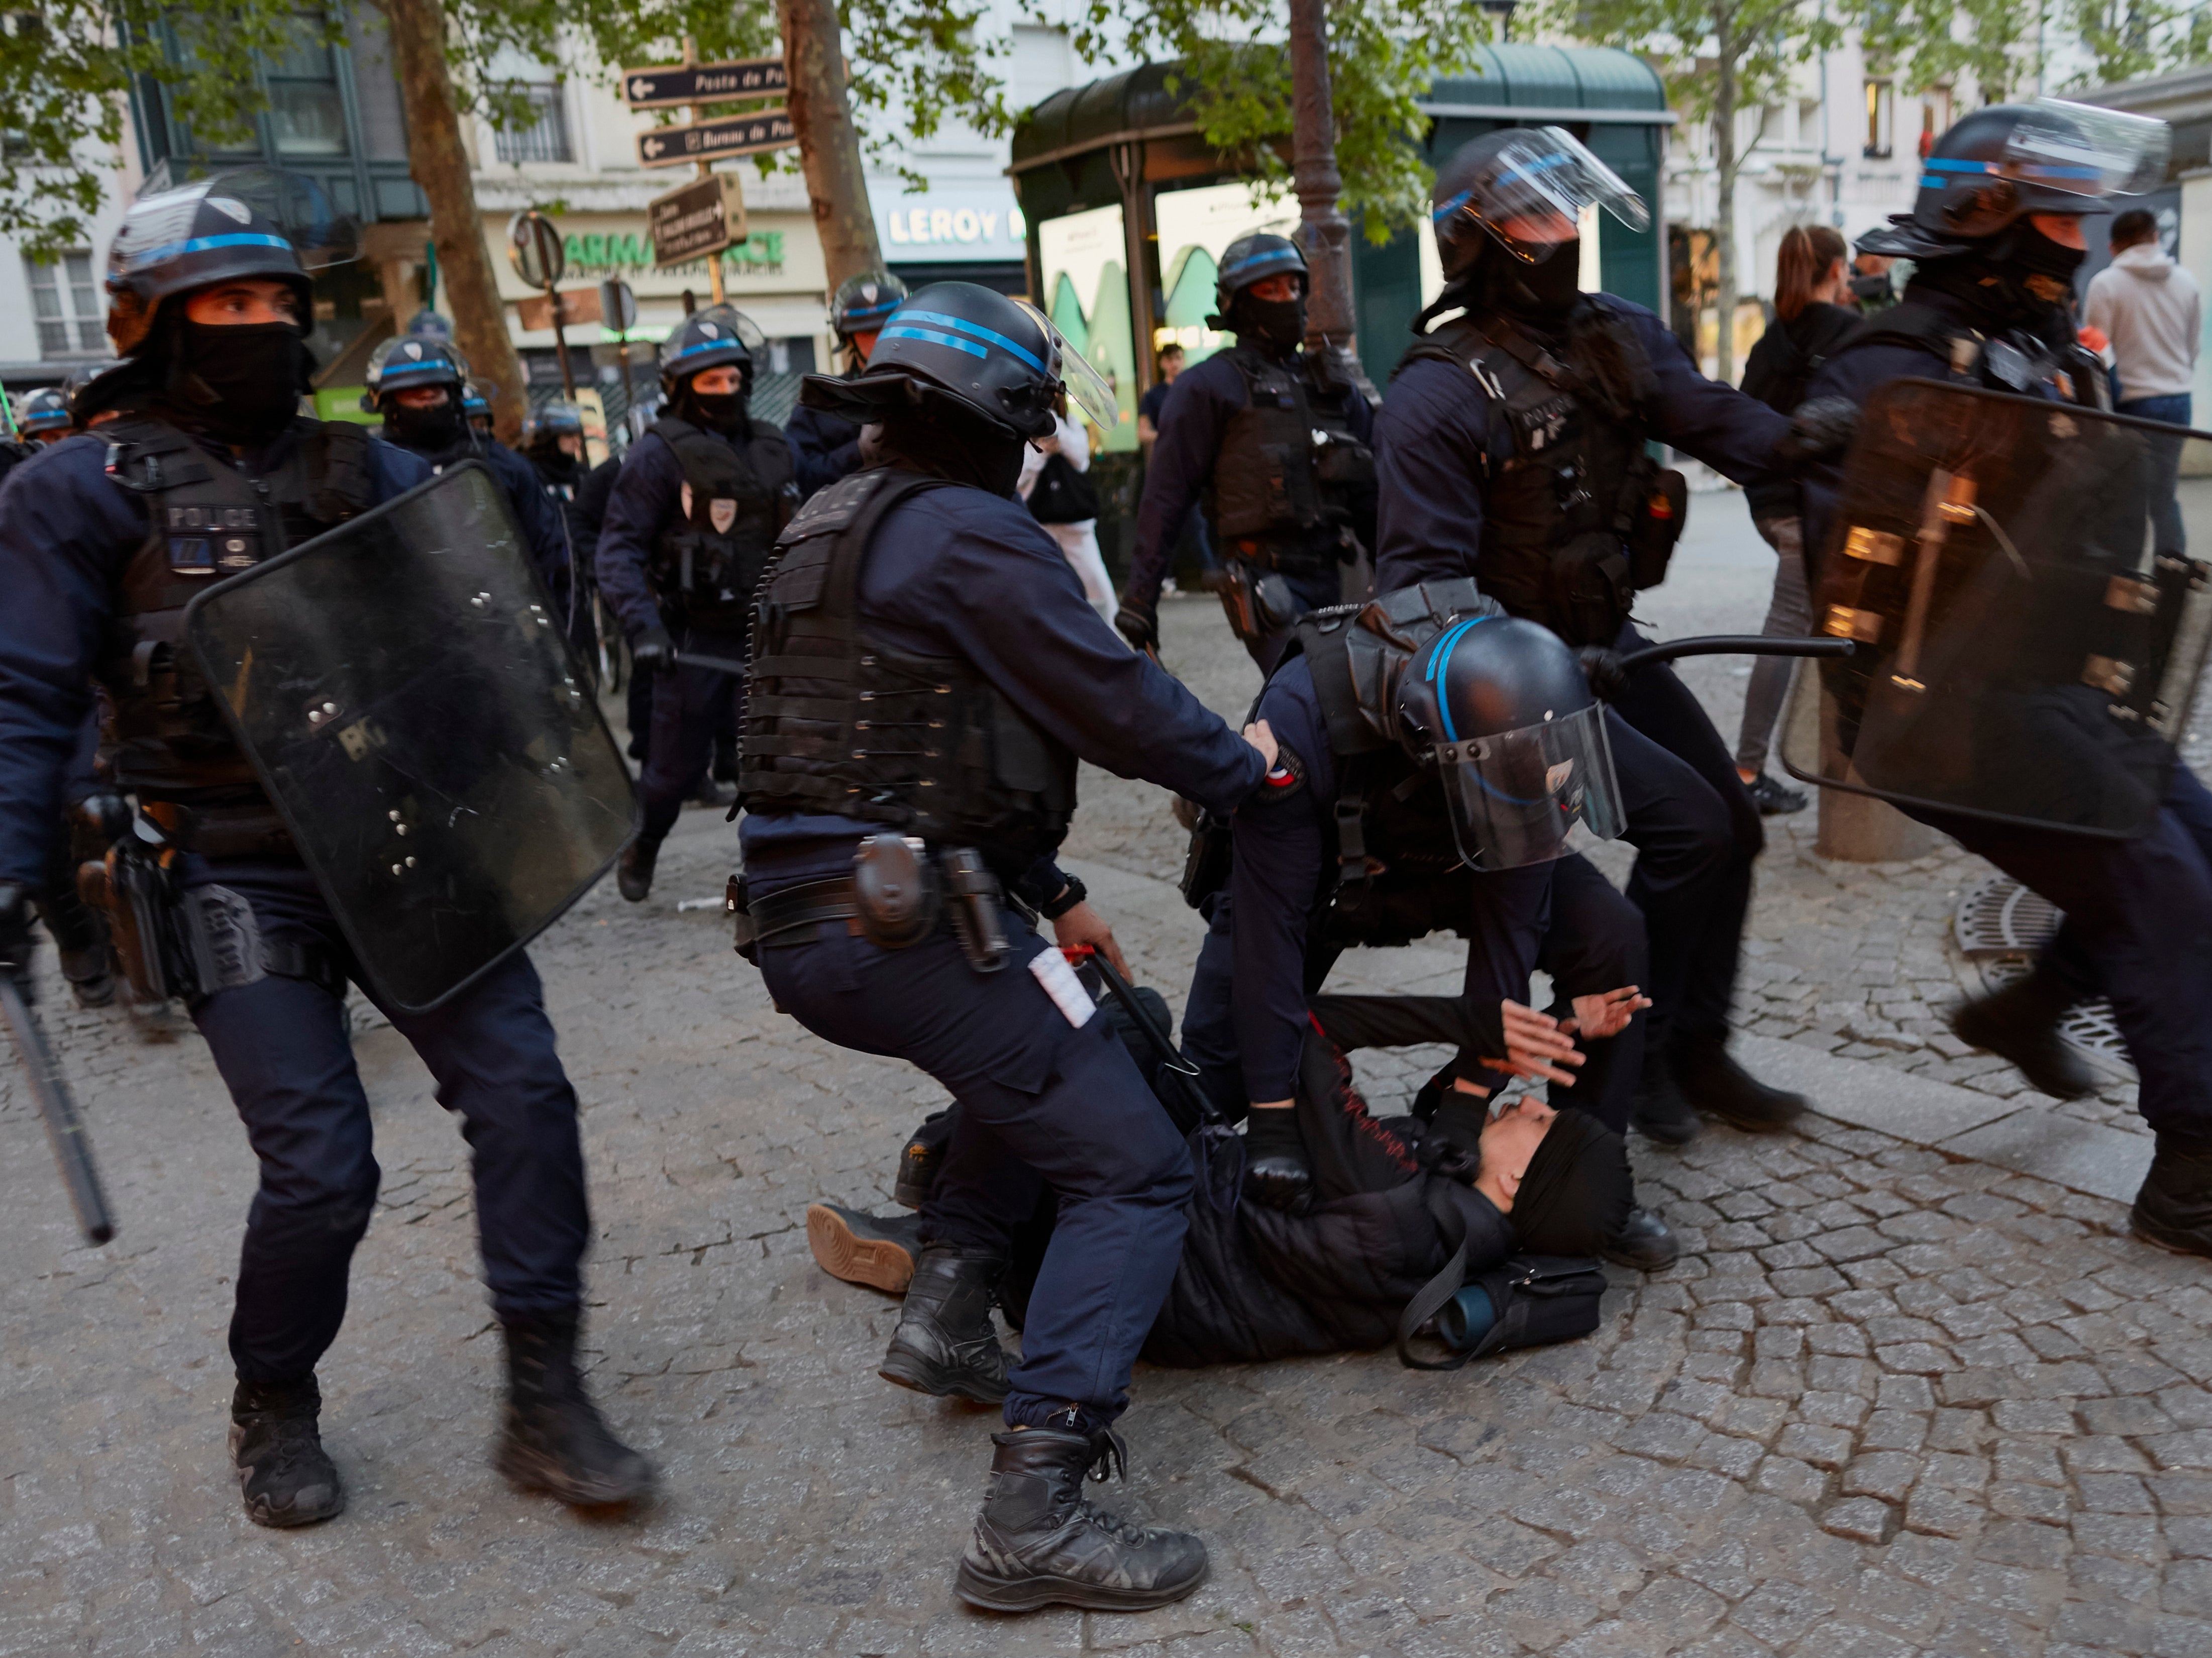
left=636, top=110, right=795, bottom=169
left=647, top=173, right=749, bottom=267
left=622, top=57, right=788, bottom=110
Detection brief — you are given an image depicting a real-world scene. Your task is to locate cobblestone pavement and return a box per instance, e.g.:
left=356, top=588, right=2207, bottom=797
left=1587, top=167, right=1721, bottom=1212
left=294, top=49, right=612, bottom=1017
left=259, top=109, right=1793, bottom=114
left=6, top=500, right=2212, bottom=1656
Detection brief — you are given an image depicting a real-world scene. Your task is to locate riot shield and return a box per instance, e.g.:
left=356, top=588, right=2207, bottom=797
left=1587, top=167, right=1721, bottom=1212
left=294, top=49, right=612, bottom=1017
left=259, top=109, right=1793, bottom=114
left=183, top=463, right=637, bottom=1012
left=1780, top=380, right=2212, bottom=837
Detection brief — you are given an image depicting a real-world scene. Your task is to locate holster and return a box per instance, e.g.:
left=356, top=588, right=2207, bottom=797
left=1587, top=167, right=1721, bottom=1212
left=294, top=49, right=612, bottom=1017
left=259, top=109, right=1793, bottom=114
left=1621, top=461, right=1688, bottom=594
left=940, top=847, right=1009, bottom=973
left=1218, top=560, right=1299, bottom=646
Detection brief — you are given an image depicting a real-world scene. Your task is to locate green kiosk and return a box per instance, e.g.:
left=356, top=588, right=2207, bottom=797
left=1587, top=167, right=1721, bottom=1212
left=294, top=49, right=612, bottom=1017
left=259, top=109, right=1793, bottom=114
left=1008, top=46, right=1673, bottom=576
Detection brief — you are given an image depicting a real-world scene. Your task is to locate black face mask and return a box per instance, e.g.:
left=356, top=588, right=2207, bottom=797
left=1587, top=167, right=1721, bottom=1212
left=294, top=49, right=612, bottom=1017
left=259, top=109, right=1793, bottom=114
left=1492, top=242, right=1584, bottom=326
left=1232, top=293, right=1308, bottom=353
left=680, top=387, right=748, bottom=435
left=386, top=396, right=467, bottom=453
left=172, top=321, right=305, bottom=442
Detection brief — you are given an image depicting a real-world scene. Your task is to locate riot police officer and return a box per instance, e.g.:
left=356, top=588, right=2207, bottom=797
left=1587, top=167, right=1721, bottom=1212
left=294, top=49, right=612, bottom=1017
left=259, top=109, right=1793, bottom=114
left=521, top=400, right=596, bottom=662
left=463, top=376, right=497, bottom=438
left=1374, top=127, right=1832, bottom=1145
left=12, top=385, right=74, bottom=447
left=362, top=339, right=570, bottom=594
left=787, top=270, right=908, bottom=500
left=1799, top=101, right=2212, bottom=1257
left=740, top=282, right=1276, bottom=1612
left=597, top=305, right=796, bottom=901
left=1116, top=234, right=1377, bottom=671
left=0, top=171, right=651, bottom=1526
left=1177, top=580, right=1673, bottom=1262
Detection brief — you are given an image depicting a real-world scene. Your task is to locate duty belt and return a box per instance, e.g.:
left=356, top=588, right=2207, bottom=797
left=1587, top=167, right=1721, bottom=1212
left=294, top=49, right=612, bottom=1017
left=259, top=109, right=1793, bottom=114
left=747, top=876, right=864, bottom=950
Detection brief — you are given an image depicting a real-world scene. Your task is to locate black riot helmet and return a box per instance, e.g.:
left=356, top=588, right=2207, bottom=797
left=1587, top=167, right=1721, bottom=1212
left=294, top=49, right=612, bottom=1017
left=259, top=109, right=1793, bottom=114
left=462, top=378, right=496, bottom=431
left=658, top=304, right=764, bottom=395
left=1431, top=126, right=1650, bottom=282
left=16, top=386, right=72, bottom=440
left=1860, top=98, right=2168, bottom=260
left=362, top=336, right=469, bottom=408
left=61, top=359, right=122, bottom=425
left=522, top=399, right=585, bottom=444
left=796, top=281, right=1117, bottom=441
left=1393, top=615, right=1625, bottom=870
left=831, top=271, right=909, bottom=339
left=103, top=166, right=357, bottom=356
left=1212, top=233, right=1307, bottom=312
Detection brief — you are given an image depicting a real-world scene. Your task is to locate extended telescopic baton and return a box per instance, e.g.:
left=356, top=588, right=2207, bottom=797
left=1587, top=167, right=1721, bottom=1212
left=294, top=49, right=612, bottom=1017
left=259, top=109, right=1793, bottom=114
left=0, top=978, right=116, bottom=1245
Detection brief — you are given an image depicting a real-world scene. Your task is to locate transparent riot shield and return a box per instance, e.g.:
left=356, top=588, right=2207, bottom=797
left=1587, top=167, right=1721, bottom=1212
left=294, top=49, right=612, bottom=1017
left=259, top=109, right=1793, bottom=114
left=183, top=462, right=637, bottom=1011
left=1780, top=380, right=2212, bottom=837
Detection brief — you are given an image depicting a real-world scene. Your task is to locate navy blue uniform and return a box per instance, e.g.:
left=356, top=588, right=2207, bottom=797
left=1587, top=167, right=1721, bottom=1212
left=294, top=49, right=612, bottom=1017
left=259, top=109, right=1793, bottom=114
left=0, top=425, right=592, bottom=1384
left=1374, top=298, right=1793, bottom=1073
left=1128, top=348, right=1373, bottom=658
left=1179, top=655, right=1648, bottom=1131
left=1804, top=284, right=2212, bottom=1136
left=595, top=429, right=747, bottom=841
left=786, top=402, right=863, bottom=501
left=742, top=482, right=1263, bottom=1430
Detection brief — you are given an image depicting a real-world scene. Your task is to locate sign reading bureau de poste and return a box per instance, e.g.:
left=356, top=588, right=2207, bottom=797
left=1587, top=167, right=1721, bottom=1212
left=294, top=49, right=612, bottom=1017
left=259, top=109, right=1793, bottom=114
left=621, top=57, right=789, bottom=110
left=647, top=174, right=750, bottom=268
left=635, top=110, right=797, bottom=170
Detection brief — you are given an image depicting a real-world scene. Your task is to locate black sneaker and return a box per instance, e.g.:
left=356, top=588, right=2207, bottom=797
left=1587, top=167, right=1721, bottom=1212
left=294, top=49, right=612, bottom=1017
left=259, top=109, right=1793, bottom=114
left=1602, top=1205, right=1681, bottom=1271
left=617, top=839, right=659, bottom=903
left=956, top=1427, right=1209, bottom=1613
left=1631, top=1068, right=1702, bottom=1146
left=2132, top=1135, right=2212, bottom=1259
left=807, top=1202, right=922, bottom=1294
left=895, top=1124, right=946, bottom=1210
left=494, top=1313, right=656, bottom=1508
left=1744, top=773, right=1808, bottom=815
left=231, top=1377, right=345, bottom=1528
left=879, top=1244, right=1009, bottom=1404
left=1673, top=1034, right=1807, bottom=1132
left=1949, top=973, right=2097, bottom=1102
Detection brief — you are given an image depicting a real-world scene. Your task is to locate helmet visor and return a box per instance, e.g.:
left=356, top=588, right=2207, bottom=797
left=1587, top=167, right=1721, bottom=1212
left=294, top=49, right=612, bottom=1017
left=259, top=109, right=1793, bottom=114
left=202, top=166, right=361, bottom=271
left=2002, top=99, right=2169, bottom=199
left=1446, top=127, right=1651, bottom=264
left=1011, top=297, right=1120, bottom=433
left=1434, top=702, right=1625, bottom=871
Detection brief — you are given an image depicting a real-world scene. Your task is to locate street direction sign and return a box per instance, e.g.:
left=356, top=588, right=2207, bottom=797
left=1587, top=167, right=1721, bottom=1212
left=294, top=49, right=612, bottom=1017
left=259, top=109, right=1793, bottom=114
left=647, top=173, right=749, bottom=266
left=516, top=286, right=601, bottom=332
left=507, top=209, right=564, bottom=289
left=621, top=57, right=788, bottom=110
left=635, top=110, right=796, bottom=169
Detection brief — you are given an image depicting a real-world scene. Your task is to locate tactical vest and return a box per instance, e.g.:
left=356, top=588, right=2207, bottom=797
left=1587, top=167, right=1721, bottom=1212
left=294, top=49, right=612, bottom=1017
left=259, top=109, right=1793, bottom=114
left=1399, top=300, right=1684, bottom=647
left=98, top=414, right=376, bottom=808
left=1832, top=300, right=2111, bottom=409
left=1206, top=347, right=1375, bottom=576
left=649, top=416, right=797, bottom=632
left=741, top=468, right=1078, bottom=870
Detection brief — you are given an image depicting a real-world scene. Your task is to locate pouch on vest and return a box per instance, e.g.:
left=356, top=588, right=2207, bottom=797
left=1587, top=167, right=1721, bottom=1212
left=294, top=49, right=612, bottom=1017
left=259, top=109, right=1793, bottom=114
left=1624, top=464, right=1688, bottom=593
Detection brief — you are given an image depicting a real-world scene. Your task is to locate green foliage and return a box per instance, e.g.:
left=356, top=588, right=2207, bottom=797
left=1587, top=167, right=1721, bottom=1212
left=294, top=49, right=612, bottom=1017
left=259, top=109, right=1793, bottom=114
left=1060, top=0, right=1496, bottom=241
left=2054, top=0, right=2210, bottom=91
left=1533, top=0, right=1838, bottom=134
left=0, top=2, right=323, bottom=258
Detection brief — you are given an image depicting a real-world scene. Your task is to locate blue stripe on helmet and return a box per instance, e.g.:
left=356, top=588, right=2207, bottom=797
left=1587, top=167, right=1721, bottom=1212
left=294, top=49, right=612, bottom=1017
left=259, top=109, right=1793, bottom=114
left=1923, top=158, right=1995, bottom=174
left=1433, top=188, right=1475, bottom=226
left=126, top=231, right=293, bottom=270
left=880, top=323, right=989, bottom=362
left=378, top=358, right=460, bottom=382
left=1220, top=246, right=1302, bottom=280
left=670, top=336, right=745, bottom=362
left=842, top=297, right=901, bottom=321
left=895, top=308, right=1047, bottom=374
left=1425, top=616, right=1494, bottom=745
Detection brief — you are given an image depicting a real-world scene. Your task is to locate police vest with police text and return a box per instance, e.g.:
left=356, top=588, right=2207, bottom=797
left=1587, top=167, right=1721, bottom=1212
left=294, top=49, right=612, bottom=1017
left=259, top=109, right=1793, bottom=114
left=1206, top=347, right=1375, bottom=576
left=99, top=413, right=375, bottom=805
left=1398, top=298, right=1684, bottom=647
left=741, top=467, right=1078, bottom=871
left=648, top=414, right=797, bottom=631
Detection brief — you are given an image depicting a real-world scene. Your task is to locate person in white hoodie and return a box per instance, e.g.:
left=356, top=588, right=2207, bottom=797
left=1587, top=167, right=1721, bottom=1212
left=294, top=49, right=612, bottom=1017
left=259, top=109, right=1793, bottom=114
left=2086, top=208, right=2202, bottom=550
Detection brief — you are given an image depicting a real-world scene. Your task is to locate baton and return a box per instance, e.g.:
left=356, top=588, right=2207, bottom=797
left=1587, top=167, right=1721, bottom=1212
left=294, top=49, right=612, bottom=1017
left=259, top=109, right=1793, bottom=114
left=1615, top=635, right=1856, bottom=674
left=0, top=978, right=115, bottom=1245
left=1061, top=946, right=1202, bottom=1078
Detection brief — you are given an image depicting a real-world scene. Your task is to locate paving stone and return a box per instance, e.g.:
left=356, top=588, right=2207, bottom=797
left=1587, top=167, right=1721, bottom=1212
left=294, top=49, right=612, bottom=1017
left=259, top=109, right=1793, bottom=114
left=1821, top=1499, right=1896, bottom=1545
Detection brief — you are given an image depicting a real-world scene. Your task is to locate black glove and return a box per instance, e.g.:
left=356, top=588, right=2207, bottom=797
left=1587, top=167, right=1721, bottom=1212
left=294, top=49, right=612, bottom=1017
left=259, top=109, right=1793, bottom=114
left=631, top=623, right=677, bottom=673
left=0, top=880, right=37, bottom=993
left=1576, top=645, right=1630, bottom=702
left=1777, top=396, right=1860, bottom=464
left=1427, top=1090, right=1490, bottom=1188
left=1113, top=598, right=1158, bottom=654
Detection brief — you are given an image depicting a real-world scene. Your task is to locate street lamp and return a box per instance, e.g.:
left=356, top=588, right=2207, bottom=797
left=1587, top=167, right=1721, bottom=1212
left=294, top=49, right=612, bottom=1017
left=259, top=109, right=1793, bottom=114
left=1286, top=0, right=1369, bottom=389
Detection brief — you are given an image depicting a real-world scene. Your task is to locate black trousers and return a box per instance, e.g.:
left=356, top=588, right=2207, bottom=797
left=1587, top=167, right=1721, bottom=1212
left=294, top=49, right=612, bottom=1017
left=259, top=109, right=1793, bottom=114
left=1606, top=624, right=1764, bottom=1070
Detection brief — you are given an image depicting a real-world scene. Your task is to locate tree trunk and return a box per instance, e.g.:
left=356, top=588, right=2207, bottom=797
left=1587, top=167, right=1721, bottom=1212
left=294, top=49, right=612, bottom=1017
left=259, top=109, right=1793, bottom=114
left=781, top=0, right=883, bottom=294
left=1713, top=4, right=1739, bottom=385
left=375, top=0, right=527, bottom=441
left=1287, top=0, right=1364, bottom=387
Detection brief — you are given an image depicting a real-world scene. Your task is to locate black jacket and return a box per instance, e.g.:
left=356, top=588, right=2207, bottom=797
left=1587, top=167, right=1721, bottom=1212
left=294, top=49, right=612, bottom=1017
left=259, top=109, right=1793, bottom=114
left=1741, top=302, right=1858, bottom=521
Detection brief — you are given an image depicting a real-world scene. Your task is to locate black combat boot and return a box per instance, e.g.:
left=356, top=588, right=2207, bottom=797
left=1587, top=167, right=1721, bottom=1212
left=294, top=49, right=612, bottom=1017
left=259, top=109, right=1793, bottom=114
left=956, top=1426, right=1210, bottom=1612
left=1630, top=1066, right=1702, bottom=1146
left=1240, top=1105, right=1313, bottom=1209
left=38, top=889, right=114, bottom=1008
left=1949, top=972, right=2098, bottom=1102
left=1672, top=1033, right=1807, bottom=1132
left=807, top=1202, right=923, bottom=1293
left=879, top=1244, right=1009, bottom=1403
left=231, top=1376, right=345, bottom=1528
left=1603, top=1205, right=1681, bottom=1271
left=2132, top=1133, right=2212, bottom=1258
left=494, top=1311, right=656, bottom=1507
left=895, top=1114, right=951, bottom=1209
left=617, top=838, right=660, bottom=903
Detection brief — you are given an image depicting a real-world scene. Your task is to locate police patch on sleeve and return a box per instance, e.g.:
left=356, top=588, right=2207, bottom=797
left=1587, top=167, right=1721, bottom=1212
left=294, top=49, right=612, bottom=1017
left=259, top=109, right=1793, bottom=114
left=1252, top=743, right=1308, bottom=805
